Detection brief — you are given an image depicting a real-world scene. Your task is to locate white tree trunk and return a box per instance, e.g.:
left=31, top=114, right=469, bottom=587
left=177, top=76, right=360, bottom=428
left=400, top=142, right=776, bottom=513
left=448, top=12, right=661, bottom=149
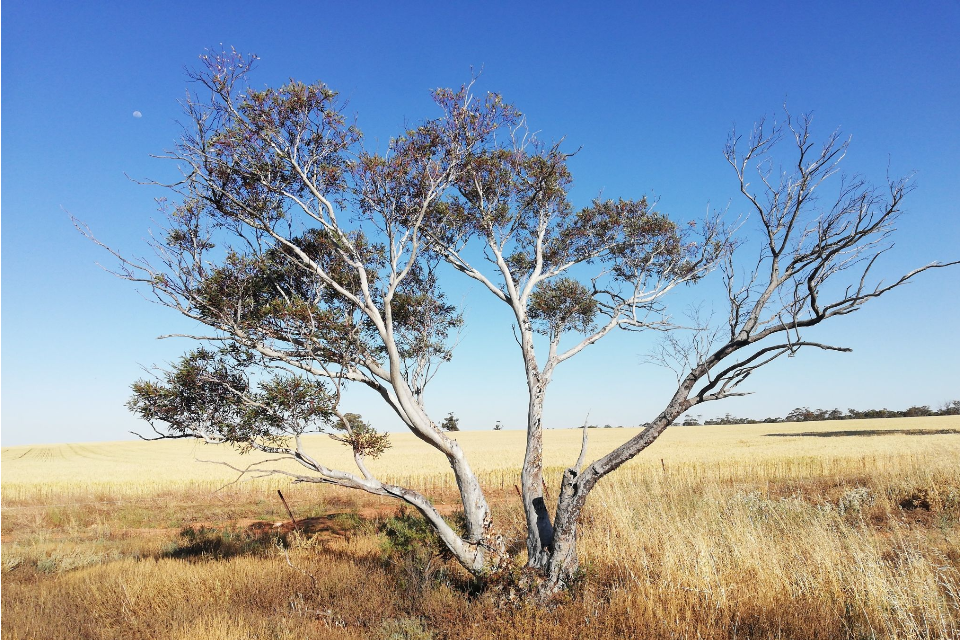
left=522, top=381, right=553, bottom=570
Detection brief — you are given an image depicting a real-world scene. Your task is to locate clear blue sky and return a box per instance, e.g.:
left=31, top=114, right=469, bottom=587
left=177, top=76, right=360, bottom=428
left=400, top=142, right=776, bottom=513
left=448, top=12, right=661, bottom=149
left=2, top=1, right=958, bottom=446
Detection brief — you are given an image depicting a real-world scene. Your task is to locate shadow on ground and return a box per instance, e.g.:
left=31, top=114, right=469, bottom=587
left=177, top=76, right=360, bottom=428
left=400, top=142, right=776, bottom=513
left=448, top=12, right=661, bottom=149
left=160, top=513, right=362, bottom=560
left=246, top=513, right=362, bottom=537
left=764, top=428, right=960, bottom=438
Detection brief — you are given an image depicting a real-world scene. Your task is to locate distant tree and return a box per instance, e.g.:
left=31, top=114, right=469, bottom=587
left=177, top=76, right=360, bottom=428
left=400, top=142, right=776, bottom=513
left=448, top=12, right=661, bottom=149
left=700, top=400, right=957, bottom=424
left=441, top=412, right=460, bottom=432
left=682, top=416, right=700, bottom=426
left=939, top=400, right=960, bottom=416
left=493, top=421, right=502, bottom=431
left=90, top=50, right=958, bottom=599
left=704, top=413, right=748, bottom=425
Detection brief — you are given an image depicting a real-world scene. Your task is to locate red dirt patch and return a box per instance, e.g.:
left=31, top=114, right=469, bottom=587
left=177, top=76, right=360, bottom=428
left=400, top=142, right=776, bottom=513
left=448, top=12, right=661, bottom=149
left=246, top=515, right=354, bottom=538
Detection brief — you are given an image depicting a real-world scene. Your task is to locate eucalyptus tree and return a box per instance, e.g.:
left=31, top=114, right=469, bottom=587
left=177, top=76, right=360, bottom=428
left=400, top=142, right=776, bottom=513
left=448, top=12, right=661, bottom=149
left=93, top=50, right=956, bottom=597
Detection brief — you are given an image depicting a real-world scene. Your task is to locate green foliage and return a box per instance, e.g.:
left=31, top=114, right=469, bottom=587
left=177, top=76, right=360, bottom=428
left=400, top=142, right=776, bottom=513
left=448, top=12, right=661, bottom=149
left=529, top=278, right=598, bottom=336
left=388, top=265, right=463, bottom=369
left=440, top=412, right=460, bottom=431
left=127, top=348, right=249, bottom=442
left=128, top=348, right=336, bottom=450
left=380, top=508, right=442, bottom=557
left=123, top=50, right=733, bottom=479
left=189, top=230, right=385, bottom=365
left=329, top=511, right=365, bottom=529
left=378, top=507, right=453, bottom=598
left=330, top=413, right=391, bottom=459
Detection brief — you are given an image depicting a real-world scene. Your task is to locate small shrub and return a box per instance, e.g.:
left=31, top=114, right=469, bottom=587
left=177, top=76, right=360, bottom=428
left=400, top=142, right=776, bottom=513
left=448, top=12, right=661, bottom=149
left=380, top=507, right=456, bottom=597
left=380, top=508, right=441, bottom=556
left=838, top=486, right=874, bottom=515
left=330, top=511, right=365, bottom=530
left=378, top=617, right=434, bottom=640
left=942, top=488, right=960, bottom=511
left=162, top=526, right=282, bottom=560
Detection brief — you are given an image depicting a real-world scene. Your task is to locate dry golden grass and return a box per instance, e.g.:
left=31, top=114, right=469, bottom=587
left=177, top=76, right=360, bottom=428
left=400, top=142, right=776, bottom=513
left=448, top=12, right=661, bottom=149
left=3, top=415, right=958, bottom=501
left=581, top=464, right=960, bottom=638
left=3, top=416, right=959, bottom=639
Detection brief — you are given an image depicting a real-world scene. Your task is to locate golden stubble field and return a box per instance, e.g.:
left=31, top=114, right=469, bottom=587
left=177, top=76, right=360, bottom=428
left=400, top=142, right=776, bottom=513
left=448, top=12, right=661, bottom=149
left=4, top=416, right=959, bottom=499
left=3, top=416, right=960, bottom=640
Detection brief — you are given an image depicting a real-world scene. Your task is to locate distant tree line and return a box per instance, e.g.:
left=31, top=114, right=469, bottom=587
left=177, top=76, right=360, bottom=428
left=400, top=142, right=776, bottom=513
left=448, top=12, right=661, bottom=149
left=680, top=400, right=960, bottom=426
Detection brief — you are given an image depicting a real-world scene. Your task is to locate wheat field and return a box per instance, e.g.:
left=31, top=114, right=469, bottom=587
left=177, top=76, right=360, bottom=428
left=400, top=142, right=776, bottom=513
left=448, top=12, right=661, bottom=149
left=3, top=416, right=960, bottom=639
left=4, top=416, right=958, bottom=501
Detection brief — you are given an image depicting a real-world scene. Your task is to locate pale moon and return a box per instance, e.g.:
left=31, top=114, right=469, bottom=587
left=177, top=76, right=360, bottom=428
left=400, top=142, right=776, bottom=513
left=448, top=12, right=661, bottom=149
left=132, top=111, right=142, bottom=118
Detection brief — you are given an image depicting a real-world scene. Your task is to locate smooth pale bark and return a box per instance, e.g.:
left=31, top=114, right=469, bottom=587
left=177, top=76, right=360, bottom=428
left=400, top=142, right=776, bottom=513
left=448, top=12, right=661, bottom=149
left=385, top=483, right=495, bottom=574
left=513, top=309, right=556, bottom=571
left=376, top=372, right=499, bottom=559
left=522, top=380, right=553, bottom=568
